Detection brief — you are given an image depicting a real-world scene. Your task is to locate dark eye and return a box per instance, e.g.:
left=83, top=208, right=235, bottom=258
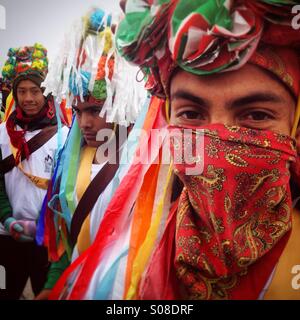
left=239, top=110, right=274, bottom=121
left=91, top=108, right=100, bottom=115
left=177, top=110, right=205, bottom=120
left=31, top=89, right=40, bottom=95
left=181, top=111, right=201, bottom=119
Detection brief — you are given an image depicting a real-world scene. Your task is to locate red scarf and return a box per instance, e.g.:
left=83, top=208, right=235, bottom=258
left=139, top=124, right=297, bottom=300
left=6, top=99, right=55, bottom=164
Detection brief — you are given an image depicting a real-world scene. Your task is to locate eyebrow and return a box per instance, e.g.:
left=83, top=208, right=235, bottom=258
left=171, top=89, right=285, bottom=110
left=17, top=86, right=39, bottom=90
left=171, top=90, right=211, bottom=108
left=72, top=105, right=102, bottom=112
left=229, top=92, right=284, bottom=110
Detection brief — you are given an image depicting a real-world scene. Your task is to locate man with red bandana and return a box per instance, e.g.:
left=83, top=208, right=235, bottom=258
left=47, top=0, right=300, bottom=300
left=115, top=0, right=300, bottom=300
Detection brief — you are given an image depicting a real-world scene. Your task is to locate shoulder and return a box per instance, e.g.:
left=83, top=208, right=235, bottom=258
left=0, top=122, right=8, bottom=144
left=51, top=125, right=69, bottom=140
left=61, top=125, right=70, bottom=135
left=0, top=122, right=6, bottom=131
left=60, top=125, right=70, bottom=141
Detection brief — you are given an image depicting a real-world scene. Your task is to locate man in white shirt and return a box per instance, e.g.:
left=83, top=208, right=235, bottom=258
left=0, top=43, right=68, bottom=299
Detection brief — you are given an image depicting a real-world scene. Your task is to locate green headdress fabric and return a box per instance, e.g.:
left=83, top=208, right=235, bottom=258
left=116, top=0, right=300, bottom=97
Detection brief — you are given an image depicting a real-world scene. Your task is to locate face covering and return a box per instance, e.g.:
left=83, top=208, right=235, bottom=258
left=166, top=123, right=297, bottom=299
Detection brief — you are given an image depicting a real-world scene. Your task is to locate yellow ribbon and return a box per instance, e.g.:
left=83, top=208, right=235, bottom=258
left=126, top=161, right=173, bottom=299
left=165, top=98, right=170, bottom=124
left=10, top=142, right=49, bottom=190
left=76, top=146, right=96, bottom=255
left=291, top=93, right=300, bottom=138
left=264, top=209, right=300, bottom=299
left=4, top=92, right=14, bottom=122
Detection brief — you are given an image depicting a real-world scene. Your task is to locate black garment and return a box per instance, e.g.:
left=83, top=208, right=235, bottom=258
left=0, top=152, right=12, bottom=224
left=291, top=178, right=300, bottom=210
left=0, top=77, right=11, bottom=112
left=0, top=235, right=49, bottom=300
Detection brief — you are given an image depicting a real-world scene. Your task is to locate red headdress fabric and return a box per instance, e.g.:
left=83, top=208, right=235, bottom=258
left=116, top=0, right=300, bottom=98
left=249, top=45, right=300, bottom=98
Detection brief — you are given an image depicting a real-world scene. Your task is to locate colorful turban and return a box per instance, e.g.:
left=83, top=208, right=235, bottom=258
left=2, top=43, right=48, bottom=86
left=116, top=0, right=300, bottom=98
left=43, top=8, right=146, bottom=126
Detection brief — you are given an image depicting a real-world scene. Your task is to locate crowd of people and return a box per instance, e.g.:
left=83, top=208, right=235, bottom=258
left=0, top=0, right=299, bottom=300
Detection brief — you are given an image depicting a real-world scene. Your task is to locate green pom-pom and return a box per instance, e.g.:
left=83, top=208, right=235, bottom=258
left=92, top=79, right=107, bottom=100
left=8, top=48, right=17, bottom=57
left=8, top=57, right=16, bottom=64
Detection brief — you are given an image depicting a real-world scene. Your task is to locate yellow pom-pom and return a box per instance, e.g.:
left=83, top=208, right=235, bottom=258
left=99, top=27, right=113, bottom=54
left=31, top=60, right=45, bottom=70
left=32, top=49, right=44, bottom=59
left=3, top=64, right=14, bottom=73
left=34, top=43, right=45, bottom=51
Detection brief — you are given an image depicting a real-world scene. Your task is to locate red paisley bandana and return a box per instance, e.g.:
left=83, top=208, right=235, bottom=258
left=172, top=124, right=297, bottom=299
left=140, top=124, right=297, bottom=300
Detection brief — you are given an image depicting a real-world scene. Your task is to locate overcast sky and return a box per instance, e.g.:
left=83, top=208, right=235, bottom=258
left=0, top=0, right=121, bottom=69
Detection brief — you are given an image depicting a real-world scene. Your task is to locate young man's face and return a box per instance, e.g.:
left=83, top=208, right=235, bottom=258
left=170, top=64, right=296, bottom=135
left=16, top=79, right=46, bottom=117
left=73, top=101, right=114, bottom=148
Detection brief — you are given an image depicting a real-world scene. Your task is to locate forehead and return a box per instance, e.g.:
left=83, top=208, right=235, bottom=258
left=74, top=100, right=104, bottom=110
left=17, top=79, right=40, bottom=90
left=170, top=64, right=292, bottom=99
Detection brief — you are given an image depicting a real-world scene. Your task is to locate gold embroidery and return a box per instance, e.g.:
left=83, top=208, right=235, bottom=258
left=225, top=153, right=248, bottom=167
